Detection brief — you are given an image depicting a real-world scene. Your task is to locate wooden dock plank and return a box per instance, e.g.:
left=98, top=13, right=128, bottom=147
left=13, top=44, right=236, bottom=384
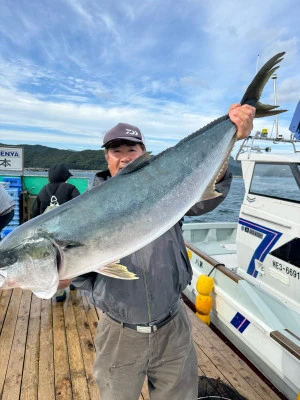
left=64, top=291, right=91, bottom=400
left=0, top=288, right=286, bottom=400
left=188, top=306, right=264, bottom=400
left=81, top=293, right=100, bottom=344
left=52, top=300, right=72, bottom=399
left=0, top=289, right=12, bottom=333
left=194, top=339, right=231, bottom=383
left=70, top=290, right=100, bottom=400
left=20, top=294, right=41, bottom=400
left=140, top=380, right=150, bottom=400
left=209, top=325, right=282, bottom=400
left=0, top=289, right=22, bottom=393
left=1, top=290, right=32, bottom=400
left=186, top=306, right=283, bottom=400
left=38, top=298, right=55, bottom=400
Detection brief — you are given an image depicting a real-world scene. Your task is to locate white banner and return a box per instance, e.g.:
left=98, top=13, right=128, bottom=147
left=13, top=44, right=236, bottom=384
left=0, top=146, right=24, bottom=172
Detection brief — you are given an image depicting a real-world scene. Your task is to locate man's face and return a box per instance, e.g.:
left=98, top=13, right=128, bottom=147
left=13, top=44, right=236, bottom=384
left=105, top=141, right=144, bottom=177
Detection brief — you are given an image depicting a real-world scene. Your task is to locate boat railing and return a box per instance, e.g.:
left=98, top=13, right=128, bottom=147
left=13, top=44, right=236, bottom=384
left=235, top=133, right=300, bottom=160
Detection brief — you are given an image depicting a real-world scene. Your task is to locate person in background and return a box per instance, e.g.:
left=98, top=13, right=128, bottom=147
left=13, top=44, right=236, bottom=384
left=0, top=183, right=15, bottom=240
left=32, top=163, right=80, bottom=217
left=32, top=163, right=80, bottom=301
left=61, top=103, right=255, bottom=399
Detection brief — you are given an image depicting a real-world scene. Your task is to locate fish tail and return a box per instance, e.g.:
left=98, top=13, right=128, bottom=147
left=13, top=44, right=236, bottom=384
left=240, top=52, right=288, bottom=118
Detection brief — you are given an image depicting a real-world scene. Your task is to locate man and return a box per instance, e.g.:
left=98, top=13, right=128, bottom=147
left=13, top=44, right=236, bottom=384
left=63, top=103, right=255, bottom=400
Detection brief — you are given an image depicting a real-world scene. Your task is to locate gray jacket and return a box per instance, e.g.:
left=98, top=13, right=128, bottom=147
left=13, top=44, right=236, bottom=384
left=74, top=169, right=232, bottom=324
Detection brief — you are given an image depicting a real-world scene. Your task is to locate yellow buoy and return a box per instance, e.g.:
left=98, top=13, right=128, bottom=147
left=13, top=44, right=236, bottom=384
left=186, top=249, right=193, bottom=260
left=196, top=312, right=210, bottom=325
left=195, top=294, right=213, bottom=315
left=196, top=275, right=214, bottom=295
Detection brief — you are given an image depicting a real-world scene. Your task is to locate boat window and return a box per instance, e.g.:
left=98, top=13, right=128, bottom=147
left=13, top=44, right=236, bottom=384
left=249, top=163, right=300, bottom=203
left=270, top=238, right=300, bottom=267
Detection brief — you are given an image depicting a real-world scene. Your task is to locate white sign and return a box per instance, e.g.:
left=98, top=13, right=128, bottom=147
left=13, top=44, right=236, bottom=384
left=0, top=146, right=24, bottom=172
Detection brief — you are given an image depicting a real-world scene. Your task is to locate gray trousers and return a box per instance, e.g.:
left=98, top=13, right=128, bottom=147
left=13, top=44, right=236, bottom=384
left=93, top=303, right=198, bottom=400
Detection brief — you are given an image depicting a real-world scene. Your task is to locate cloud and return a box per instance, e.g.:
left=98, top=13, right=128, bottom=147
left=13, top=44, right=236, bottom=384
left=0, top=0, right=299, bottom=155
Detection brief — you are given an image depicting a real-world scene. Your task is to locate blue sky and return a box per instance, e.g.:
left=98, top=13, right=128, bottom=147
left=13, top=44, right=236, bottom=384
left=0, top=0, right=299, bottom=155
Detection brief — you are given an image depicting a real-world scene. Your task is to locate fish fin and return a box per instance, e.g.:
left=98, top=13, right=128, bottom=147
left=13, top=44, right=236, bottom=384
left=96, top=262, right=139, bottom=280
left=118, top=153, right=151, bottom=175
left=201, top=185, right=222, bottom=201
left=240, top=52, right=287, bottom=118
left=254, top=102, right=288, bottom=118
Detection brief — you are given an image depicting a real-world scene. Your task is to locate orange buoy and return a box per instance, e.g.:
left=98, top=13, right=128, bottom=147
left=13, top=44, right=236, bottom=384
left=196, top=275, right=214, bottom=295
left=195, top=294, right=213, bottom=315
left=196, top=312, right=211, bottom=325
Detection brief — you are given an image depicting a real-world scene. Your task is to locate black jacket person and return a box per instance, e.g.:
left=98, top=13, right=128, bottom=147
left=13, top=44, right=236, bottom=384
left=31, top=163, right=80, bottom=218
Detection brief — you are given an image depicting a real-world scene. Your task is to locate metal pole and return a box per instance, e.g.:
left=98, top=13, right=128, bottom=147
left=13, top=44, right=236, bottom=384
left=271, top=74, right=279, bottom=138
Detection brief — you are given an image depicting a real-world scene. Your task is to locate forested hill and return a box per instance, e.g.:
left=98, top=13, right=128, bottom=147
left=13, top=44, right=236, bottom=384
left=1, top=143, right=108, bottom=170
left=1, top=143, right=242, bottom=174
left=228, top=157, right=242, bottom=176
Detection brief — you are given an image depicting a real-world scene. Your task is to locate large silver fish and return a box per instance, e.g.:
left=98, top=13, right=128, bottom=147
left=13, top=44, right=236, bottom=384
left=0, top=53, right=287, bottom=298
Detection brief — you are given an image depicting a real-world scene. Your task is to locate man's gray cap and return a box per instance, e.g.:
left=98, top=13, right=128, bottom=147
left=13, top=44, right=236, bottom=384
left=102, top=123, right=145, bottom=148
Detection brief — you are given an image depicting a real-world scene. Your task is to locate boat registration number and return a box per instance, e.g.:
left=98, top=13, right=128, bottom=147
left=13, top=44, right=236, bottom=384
left=273, top=261, right=300, bottom=280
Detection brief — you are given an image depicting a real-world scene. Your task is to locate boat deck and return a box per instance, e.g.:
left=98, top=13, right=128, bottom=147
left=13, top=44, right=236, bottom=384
left=0, top=287, right=285, bottom=400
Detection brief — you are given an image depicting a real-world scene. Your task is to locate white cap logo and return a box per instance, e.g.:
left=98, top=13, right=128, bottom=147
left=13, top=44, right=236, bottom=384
left=125, top=129, right=139, bottom=136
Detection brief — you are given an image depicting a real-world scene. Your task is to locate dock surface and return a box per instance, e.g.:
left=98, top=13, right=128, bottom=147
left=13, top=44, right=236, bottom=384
left=0, top=287, right=285, bottom=400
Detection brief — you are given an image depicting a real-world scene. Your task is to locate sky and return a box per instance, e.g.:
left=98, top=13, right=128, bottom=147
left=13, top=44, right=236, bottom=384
left=0, top=0, right=299, bottom=156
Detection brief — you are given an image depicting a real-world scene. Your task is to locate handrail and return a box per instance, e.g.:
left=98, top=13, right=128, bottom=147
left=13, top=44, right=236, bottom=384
left=270, top=330, right=300, bottom=360
left=185, top=241, right=242, bottom=284
left=236, top=135, right=300, bottom=160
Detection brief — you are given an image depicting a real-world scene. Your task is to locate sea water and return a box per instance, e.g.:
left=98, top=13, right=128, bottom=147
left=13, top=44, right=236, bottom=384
left=184, top=178, right=245, bottom=224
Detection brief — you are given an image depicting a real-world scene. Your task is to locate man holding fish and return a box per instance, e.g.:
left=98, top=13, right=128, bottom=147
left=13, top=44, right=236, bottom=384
left=1, top=52, right=286, bottom=400
left=62, top=104, right=255, bottom=400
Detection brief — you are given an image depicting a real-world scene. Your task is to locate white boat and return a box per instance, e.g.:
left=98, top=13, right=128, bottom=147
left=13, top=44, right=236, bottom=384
left=182, top=135, right=300, bottom=400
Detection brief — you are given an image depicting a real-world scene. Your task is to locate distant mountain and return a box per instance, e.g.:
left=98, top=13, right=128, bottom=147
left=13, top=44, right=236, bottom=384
left=228, top=156, right=242, bottom=176
left=0, top=143, right=107, bottom=171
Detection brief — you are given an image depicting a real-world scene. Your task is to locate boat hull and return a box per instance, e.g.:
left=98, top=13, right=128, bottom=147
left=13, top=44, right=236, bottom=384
left=183, top=224, right=300, bottom=400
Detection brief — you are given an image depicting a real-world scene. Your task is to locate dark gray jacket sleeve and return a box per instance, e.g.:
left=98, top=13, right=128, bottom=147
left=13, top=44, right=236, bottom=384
left=185, top=170, right=232, bottom=216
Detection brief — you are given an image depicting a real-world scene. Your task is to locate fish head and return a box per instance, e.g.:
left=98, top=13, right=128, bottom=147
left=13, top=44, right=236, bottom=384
left=0, top=236, right=60, bottom=298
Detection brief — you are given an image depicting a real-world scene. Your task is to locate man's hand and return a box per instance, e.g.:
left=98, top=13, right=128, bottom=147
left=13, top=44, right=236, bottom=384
left=228, top=104, right=256, bottom=140
left=57, top=279, right=72, bottom=289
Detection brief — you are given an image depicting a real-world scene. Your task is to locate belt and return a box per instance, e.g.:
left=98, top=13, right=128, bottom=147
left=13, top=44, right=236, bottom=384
left=107, top=303, right=181, bottom=334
